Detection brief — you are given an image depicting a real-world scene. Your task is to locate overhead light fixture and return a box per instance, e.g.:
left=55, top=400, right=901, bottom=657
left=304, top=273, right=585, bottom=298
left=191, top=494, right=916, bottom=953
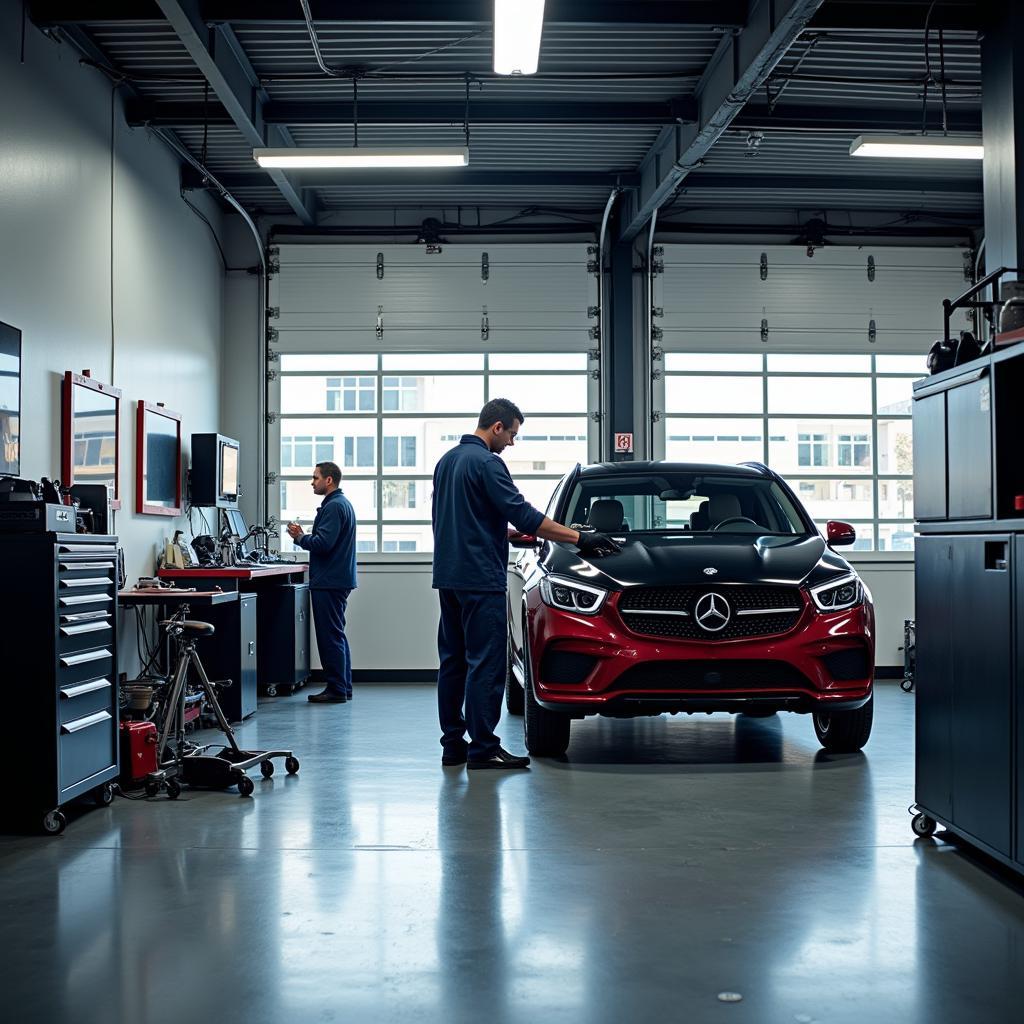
left=494, top=0, right=545, bottom=76
left=254, top=147, right=470, bottom=169
left=849, top=135, right=983, bottom=160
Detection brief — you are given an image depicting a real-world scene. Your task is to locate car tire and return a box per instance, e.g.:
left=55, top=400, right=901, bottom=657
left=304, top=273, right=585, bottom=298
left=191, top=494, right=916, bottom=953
left=812, top=693, right=873, bottom=752
left=505, top=632, right=525, bottom=716
left=522, top=615, right=570, bottom=757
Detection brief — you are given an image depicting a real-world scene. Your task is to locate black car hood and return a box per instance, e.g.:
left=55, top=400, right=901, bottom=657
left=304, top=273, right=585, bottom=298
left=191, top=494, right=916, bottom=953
left=542, top=533, right=852, bottom=590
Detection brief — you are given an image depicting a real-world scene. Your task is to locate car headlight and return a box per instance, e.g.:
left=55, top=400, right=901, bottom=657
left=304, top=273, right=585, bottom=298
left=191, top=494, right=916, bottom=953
left=810, top=573, right=864, bottom=612
left=539, top=575, right=608, bottom=615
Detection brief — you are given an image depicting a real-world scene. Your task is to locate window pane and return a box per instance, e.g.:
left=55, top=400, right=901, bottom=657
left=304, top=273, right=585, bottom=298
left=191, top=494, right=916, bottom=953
left=283, top=419, right=376, bottom=471
left=665, top=417, right=764, bottom=463
left=357, top=436, right=374, bottom=467
left=382, top=436, right=397, bottom=466
left=281, top=354, right=377, bottom=371
left=878, top=478, right=915, bottom=519
left=665, top=376, right=763, bottom=414
left=379, top=375, right=484, bottom=413
left=488, top=374, right=587, bottom=413
left=489, top=353, right=587, bottom=371
left=878, top=417, right=913, bottom=475
left=402, top=436, right=417, bottom=466
left=768, top=419, right=873, bottom=475
left=381, top=479, right=430, bottom=519
left=280, top=478, right=376, bottom=523
left=876, top=355, right=927, bottom=375
left=665, top=353, right=761, bottom=372
left=876, top=377, right=914, bottom=415
left=382, top=354, right=484, bottom=371
left=768, top=376, right=871, bottom=415
left=504, top=416, right=588, bottom=476
left=791, top=479, right=875, bottom=521
left=878, top=523, right=915, bottom=551
left=384, top=417, right=472, bottom=472
left=767, top=354, right=871, bottom=373
left=515, top=477, right=561, bottom=513
left=382, top=524, right=434, bottom=553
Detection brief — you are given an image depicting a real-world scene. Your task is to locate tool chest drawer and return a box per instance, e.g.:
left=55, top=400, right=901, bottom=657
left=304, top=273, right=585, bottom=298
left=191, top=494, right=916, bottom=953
left=59, top=709, right=116, bottom=791
left=58, top=676, right=114, bottom=724
left=57, top=646, right=114, bottom=686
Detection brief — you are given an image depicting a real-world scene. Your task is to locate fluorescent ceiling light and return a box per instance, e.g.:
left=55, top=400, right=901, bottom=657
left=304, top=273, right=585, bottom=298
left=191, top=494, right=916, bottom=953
left=849, top=135, right=983, bottom=160
left=253, top=147, right=470, bottom=169
left=494, top=0, right=545, bottom=76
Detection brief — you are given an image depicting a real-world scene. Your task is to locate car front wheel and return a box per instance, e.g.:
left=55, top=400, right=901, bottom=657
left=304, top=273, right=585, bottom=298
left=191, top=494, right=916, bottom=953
left=522, top=615, right=571, bottom=757
left=812, top=694, right=873, bottom=752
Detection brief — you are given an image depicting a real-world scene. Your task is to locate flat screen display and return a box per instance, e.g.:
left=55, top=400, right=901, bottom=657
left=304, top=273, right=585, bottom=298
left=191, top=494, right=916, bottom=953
left=72, top=383, right=117, bottom=499
left=143, top=411, right=179, bottom=507
left=224, top=508, right=247, bottom=539
left=0, top=321, right=21, bottom=476
left=220, top=441, right=239, bottom=497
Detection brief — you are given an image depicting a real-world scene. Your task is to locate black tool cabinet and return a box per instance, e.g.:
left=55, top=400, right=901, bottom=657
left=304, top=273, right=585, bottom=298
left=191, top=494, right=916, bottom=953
left=912, top=345, right=1024, bottom=874
left=0, top=530, right=119, bottom=834
left=256, top=582, right=310, bottom=696
left=198, top=593, right=258, bottom=722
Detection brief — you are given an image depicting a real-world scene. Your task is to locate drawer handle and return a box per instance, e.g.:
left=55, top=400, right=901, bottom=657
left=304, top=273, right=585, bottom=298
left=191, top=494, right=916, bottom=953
left=60, top=561, right=114, bottom=571
left=59, top=545, right=117, bottom=555
left=59, top=577, right=112, bottom=589
left=60, top=621, right=111, bottom=637
left=60, top=611, right=110, bottom=624
left=61, top=678, right=112, bottom=699
left=61, top=710, right=112, bottom=734
left=60, top=648, right=112, bottom=667
left=60, top=594, right=113, bottom=607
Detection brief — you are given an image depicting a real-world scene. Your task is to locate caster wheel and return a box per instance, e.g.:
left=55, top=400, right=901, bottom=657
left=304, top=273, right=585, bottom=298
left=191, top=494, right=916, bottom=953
left=266, top=685, right=278, bottom=698
left=285, top=756, right=300, bottom=775
left=166, top=779, right=182, bottom=800
left=260, top=760, right=275, bottom=779
left=145, top=781, right=160, bottom=798
left=912, top=812, right=937, bottom=838
left=94, top=783, right=114, bottom=807
left=42, top=810, right=67, bottom=836
left=237, top=775, right=255, bottom=797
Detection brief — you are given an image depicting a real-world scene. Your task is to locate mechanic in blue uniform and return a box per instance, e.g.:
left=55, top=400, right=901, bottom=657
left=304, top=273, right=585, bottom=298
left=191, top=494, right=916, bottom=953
left=432, top=398, right=620, bottom=769
left=286, top=460, right=357, bottom=704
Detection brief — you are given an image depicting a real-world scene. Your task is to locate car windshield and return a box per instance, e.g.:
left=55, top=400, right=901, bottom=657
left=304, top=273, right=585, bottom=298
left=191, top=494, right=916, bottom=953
left=562, top=472, right=808, bottom=536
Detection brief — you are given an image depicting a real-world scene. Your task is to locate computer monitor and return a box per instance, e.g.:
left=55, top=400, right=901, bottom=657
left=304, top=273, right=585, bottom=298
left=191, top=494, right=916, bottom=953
left=219, top=440, right=239, bottom=500
left=224, top=508, right=248, bottom=540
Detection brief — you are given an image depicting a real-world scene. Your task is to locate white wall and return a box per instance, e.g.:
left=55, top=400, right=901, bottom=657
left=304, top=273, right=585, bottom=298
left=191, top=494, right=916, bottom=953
left=1, top=17, right=226, bottom=674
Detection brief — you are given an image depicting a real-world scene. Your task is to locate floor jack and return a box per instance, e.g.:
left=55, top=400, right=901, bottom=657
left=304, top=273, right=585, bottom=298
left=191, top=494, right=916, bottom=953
left=145, top=606, right=299, bottom=798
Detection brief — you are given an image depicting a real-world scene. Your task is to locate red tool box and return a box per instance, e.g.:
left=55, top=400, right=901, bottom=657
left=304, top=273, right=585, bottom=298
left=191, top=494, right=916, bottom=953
left=120, top=721, right=158, bottom=784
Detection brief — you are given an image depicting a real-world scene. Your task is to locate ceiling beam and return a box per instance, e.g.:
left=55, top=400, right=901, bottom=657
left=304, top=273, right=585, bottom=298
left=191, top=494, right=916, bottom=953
left=30, top=1, right=748, bottom=27
left=203, top=170, right=642, bottom=190
left=126, top=97, right=699, bottom=128
left=151, top=1, right=315, bottom=224
left=677, top=173, right=982, bottom=194
left=617, top=0, right=827, bottom=242
left=732, top=104, right=983, bottom=134
left=808, top=1, right=984, bottom=32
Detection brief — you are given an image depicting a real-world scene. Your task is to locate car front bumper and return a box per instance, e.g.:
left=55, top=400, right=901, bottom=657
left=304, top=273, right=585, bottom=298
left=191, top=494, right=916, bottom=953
left=525, top=589, right=874, bottom=717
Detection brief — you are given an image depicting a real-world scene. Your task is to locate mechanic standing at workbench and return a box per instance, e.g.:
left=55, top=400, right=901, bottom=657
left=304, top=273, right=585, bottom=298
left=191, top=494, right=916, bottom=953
left=431, top=398, right=620, bottom=770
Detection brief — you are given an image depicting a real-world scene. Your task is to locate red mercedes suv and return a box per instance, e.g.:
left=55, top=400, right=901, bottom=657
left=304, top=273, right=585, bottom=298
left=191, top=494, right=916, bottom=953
left=506, top=462, right=875, bottom=757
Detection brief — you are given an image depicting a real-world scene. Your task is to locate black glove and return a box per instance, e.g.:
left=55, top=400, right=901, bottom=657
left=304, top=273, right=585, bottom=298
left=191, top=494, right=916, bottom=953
left=576, top=531, right=622, bottom=557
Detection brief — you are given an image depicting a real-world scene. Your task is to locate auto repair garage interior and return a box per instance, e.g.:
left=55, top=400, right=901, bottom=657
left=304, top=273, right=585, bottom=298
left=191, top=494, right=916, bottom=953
left=2, top=0, right=1023, bottom=1020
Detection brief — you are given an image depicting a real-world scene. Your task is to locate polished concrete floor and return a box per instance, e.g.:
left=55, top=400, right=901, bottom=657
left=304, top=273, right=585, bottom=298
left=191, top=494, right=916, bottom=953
left=2, top=683, right=1022, bottom=1024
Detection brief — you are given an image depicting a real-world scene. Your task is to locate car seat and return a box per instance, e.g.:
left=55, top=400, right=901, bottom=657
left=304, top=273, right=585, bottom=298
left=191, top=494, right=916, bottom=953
left=708, top=493, right=743, bottom=527
left=689, top=500, right=710, bottom=531
left=587, top=499, right=626, bottom=532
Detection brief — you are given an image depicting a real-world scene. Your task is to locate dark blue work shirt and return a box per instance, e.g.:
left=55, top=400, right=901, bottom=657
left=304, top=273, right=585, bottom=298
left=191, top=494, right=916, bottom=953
left=296, top=488, right=358, bottom=591
left=432, top=435, right=546, bottom=592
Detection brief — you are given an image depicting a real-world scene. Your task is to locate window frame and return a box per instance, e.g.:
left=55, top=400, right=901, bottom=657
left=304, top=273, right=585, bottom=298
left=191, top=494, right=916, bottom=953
left=660, top=352, right=920, bottom=553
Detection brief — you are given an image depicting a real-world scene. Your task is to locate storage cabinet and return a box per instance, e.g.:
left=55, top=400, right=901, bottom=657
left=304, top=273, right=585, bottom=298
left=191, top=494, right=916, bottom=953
left=256, top=582, right=310, bottom=695
left=199, top=593, right=258, bottom=722
left=913, top=346, right=1024, bottom=874
left=0, top=531, right=119, bottom=832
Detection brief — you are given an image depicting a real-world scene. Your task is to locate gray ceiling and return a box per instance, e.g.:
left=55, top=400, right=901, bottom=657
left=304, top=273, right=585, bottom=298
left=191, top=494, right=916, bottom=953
left=30, top=1, right=985, bottom=239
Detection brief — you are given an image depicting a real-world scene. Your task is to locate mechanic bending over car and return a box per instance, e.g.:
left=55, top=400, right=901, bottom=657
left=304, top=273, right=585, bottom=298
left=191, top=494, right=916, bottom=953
left=431, top=398, right=621, bottom=771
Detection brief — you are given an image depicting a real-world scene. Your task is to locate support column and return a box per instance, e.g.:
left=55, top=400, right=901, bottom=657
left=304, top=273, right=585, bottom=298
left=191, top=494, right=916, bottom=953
left=982, top=3, right=1024, bottom=274
left=605, top=236, right=636, bottom=461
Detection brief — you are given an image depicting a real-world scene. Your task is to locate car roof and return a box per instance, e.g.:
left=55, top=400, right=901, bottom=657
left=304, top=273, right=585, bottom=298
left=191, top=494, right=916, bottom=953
left=577, top=461, right=771, bottom=479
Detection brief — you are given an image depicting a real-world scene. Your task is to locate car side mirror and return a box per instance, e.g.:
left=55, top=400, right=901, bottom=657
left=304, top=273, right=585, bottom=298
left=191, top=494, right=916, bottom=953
left=508, top=531, right=540, bottom=549
left=826, top=521, right=857, bottom=547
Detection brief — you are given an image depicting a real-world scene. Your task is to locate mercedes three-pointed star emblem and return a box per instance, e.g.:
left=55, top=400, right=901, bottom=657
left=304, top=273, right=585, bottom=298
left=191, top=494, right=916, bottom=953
left=694, top=592, right=731, bottom=632
left=703, top=567, right=718, bottom=576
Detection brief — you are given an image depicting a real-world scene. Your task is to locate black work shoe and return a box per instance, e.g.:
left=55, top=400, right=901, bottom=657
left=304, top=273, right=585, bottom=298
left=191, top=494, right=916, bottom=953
left=441, top=748, right=468, bottom=767
left=308, top=690, right=347, bottom=704
left=467, top=747, right=531, bottom=770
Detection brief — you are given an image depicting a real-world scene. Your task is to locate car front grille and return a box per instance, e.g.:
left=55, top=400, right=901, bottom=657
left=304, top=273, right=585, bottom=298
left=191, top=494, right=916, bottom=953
left=618, top=584, right=804, bottom=641
left=615, top=660, right=811, bottom=692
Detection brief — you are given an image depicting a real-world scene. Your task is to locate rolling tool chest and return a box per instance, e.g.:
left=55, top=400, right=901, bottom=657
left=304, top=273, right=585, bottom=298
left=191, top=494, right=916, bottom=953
left=0, top=517, right=120, bottom=834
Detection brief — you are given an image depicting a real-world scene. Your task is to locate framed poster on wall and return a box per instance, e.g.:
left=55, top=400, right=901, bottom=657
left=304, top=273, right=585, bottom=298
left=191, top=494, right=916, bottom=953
left=136, top=401, right=182, bottom=516
left=62, top=371, right=122, bottom=510
left=0, top=321, right=20, bottom=476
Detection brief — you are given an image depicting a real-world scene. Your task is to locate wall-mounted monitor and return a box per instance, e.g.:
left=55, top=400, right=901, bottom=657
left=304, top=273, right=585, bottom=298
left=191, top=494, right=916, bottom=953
left=136, top=401, right=182, bottom=516
left=190, top=432, right=240, bottom=509
left=0, top=321, right=20, bottom=476
left=62, top=371, right=122, bottom=510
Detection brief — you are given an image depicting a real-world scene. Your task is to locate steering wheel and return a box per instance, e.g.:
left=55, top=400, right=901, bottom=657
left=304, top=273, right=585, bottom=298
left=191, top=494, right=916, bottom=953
left=712, top=516, right=759, bottom=531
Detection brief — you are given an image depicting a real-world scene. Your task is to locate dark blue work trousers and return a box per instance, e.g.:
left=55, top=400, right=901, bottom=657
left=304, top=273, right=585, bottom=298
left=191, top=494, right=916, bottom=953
left=311, top=588, right=353, bottom=698
left=437, top=589, right=507, bottom=760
